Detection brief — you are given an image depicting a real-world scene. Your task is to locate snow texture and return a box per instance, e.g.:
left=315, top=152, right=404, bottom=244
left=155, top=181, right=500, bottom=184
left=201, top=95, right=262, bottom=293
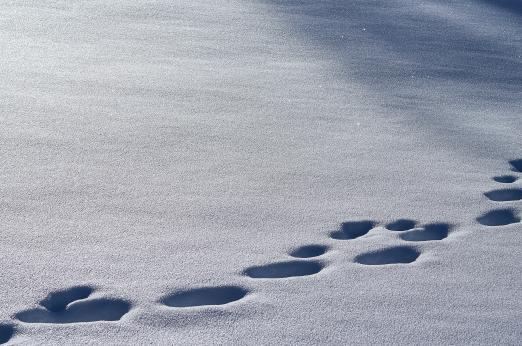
left=0, top=0, right=521, bottom=344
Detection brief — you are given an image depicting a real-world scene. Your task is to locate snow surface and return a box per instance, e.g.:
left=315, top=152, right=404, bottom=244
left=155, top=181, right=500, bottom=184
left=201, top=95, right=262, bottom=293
left=0, top=0, right=521, bottom=344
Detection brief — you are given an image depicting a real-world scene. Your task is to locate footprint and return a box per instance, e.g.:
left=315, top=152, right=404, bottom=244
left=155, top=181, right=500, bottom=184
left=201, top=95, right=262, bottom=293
left=493, top=175, right=518, bottom=183
left=40, top=285, right=93, bottom=312
left=161, top=286, right=248, bottom=308
left=15, top=286, right=131, bottom=324
left=354, top=246, right=420, bottom=265
left=509, top=159, right=522, bottom=172
left=0, top=324, right=14, bottom=345
left=400, top=223, right=451, bottom=241
left=476, top=208, right=520, bottom=226
left=385, top=219, right=417, bottom=231
left=289, top=244, right=329, bottom=258
left=243, top=260, right=324, bottom=279
left=484, top=188, right=522, bottom=202
left=330, top=220, right=377, bottom=240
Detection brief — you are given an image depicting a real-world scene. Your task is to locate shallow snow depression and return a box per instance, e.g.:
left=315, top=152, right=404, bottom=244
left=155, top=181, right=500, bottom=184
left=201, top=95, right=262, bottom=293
left=0, top=0, right=521, bottom=344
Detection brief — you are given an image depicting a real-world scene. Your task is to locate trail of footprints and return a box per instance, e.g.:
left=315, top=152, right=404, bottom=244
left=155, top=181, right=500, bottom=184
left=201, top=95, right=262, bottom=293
left=2, top=158, right=521, bottom=344
left=477, top=159, right=522, bottom=226
left=331, top=219, right=451, bottom=265
left=0, top=221, right=450, bottom=343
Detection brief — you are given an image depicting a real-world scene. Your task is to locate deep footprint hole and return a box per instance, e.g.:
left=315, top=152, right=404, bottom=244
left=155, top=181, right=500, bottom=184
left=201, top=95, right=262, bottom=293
left=484, top=188, right=522, bottom=202
left=330, top=220, right=377, bottom=240
left=289, top=244, right=329, bottom=258
left=0, top=325, right=14, bottom=345
left=493, top=175, right=517, bottom=183
left=244, top=260, right=323, bottom=279
left=509, top=159, right=522, bottom=172
left=400, top=223, right=451, bottom=241
left=63, top=298, right=131, bottom=323
left=16, top=298, right=131, bottom=324
left=385, top=219, right=417, bottom=231
left=40, top=285, right=94, bottom=312
left=162, top=286, right=248, bottom=308
left=476, top=208, right=520, bottom=226
left=354, top=246, right=420, bottom=265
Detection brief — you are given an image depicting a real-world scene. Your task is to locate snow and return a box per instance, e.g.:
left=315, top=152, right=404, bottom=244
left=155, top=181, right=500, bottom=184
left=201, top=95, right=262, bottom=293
left=0, top=0, right=521, bottom=344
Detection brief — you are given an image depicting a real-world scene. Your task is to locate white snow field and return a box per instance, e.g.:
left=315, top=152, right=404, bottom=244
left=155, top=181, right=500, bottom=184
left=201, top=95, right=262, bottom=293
left=0, top=0, right=521, bottom=344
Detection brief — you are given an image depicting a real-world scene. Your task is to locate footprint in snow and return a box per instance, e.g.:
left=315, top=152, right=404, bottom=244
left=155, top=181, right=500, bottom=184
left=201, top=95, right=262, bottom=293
left=385, top=219, right=417, bottom=232
left=329, top=220, right=377, bottom=240
left=0, top=324, right=14, bottom=345
left=161, top=286, right=248, bottom=308
left=243, top=260, right=324, bottom=279
left=476, top=208, right=520, bottom=226
left=509, top=159, right=522, bottom=173
left=399, top=222, right=452, bottom=241
left=484, top=188, right=522, bottom=202
left=354, top=246, right=420, bottom=265
left=289, top=244, right=329, bottom=258
left=15, top=286, right=131, bottom=324
left=492, top=175, right=518, bottom=183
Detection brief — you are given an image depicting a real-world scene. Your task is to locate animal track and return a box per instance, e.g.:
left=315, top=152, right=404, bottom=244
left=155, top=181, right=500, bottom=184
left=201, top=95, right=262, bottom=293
left=385, top=219, right=417, bottom=231
left=0, top=324, right=14, bottom=345
left=484, top=188, right=522, bottom=202
left=476, top=208, right=520, bottom=226
left=244, top=260, right=324, bottom=278
left=161, top=286, right=248, bottom=308
left=493, top=175, right=518, bottom=183
left=476, top=160, right=522, bottom=227
left=509, top=159, right=522, bottom=172
left=289, top=244, right=329, bottom=258
left=400, top=223, right=451, bottom=241
left=330, top=220, right=377, bottom=240
left=354, top=246, right=420, bottom=265
left=40, top=285, right=93, bottom=312
left=10, top=152, right=503, bottom=332
left=15, top=286, right=131, bottom=324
